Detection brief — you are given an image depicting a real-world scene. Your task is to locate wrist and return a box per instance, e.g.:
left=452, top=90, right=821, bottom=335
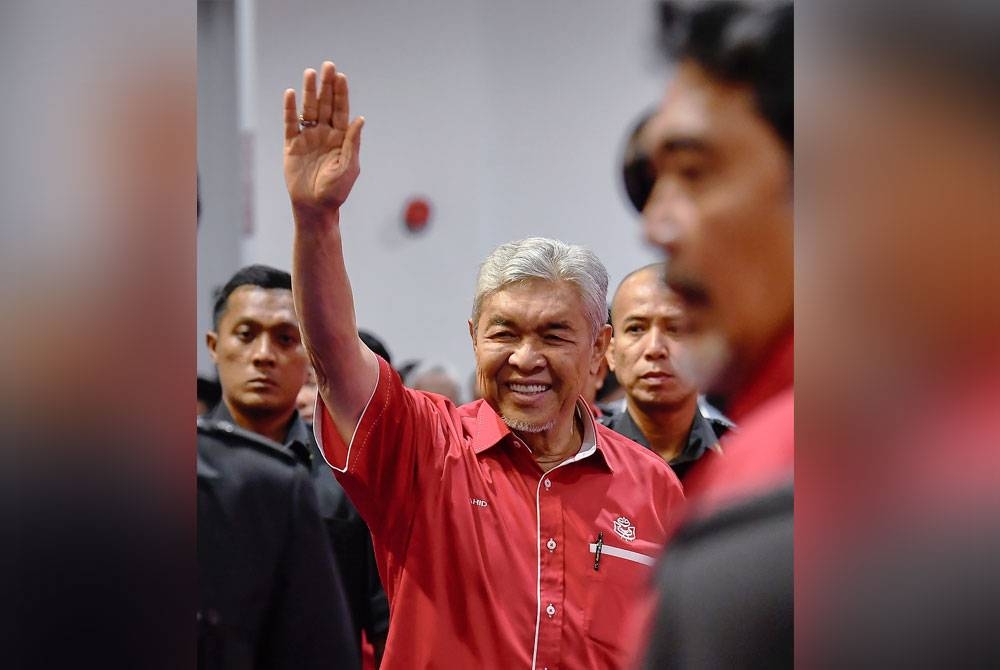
left=292, top=202, right=340, bottom=231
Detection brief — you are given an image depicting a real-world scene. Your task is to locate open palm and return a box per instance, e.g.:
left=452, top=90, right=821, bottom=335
left=284, top=62, right=364, bottom=212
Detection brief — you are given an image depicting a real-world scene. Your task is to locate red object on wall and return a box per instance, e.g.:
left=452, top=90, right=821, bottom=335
left=403, top=197, right=431, bottom=233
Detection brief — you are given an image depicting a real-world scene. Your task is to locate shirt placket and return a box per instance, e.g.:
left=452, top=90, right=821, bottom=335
left=535, top=471, right=565, bottom=670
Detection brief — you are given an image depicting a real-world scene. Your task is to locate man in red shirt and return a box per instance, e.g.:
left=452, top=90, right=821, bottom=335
left=281, top=62, right=684, bottom=669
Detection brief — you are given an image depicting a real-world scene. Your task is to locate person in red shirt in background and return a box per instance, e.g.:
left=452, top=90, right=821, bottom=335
left=626, top=2, right=794, bottom=666
left=281, top=62, right=684, bottom=669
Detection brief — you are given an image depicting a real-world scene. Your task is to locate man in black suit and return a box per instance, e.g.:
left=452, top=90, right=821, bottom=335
left=197, top=418, right=358, bottom=669
left=203, top=264, right=389, bottom=663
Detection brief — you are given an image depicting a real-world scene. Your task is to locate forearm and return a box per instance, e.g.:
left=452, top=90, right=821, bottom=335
left=292, top=206, right=378, bottom=442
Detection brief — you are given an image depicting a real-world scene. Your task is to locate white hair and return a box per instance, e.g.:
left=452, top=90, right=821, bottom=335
left=472, top=237, right=609, bottom=338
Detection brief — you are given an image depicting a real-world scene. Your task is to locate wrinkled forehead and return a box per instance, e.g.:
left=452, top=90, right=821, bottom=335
left=478, top=279, right=587, bottom=325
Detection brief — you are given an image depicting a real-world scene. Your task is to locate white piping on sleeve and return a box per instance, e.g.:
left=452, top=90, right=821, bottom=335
left=312, top=362, right=382, bottom=474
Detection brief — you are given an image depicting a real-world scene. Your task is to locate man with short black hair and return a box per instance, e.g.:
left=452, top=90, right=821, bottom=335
left=203, top=264, right=389, bottom=665
left=206, top=264, right=308, bottom=445
left=198, top=263, right=357, bottom=668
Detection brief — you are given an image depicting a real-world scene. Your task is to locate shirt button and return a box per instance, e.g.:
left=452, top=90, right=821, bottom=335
left=543, top=478, right=552, bottom=489
left=546, top=538, right=556, bottom=551
left=546, top=603, right=556, bottom=618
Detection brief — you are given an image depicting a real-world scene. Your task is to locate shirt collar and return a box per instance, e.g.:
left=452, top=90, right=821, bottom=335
left=673, top=409, right=725, bottom=465
left=471, top=400, right=512, bottom=454
left=472, top=398, right=612, bottom=472
left=205, top=400, right=231, bottom=424
left=206, top=401, right=308, bottom=450
left=612, top=409, right=649, bottom=448
left=613, top=402, right=727, bottom=465
left=284, top=412, right=312, bottom=449
left=568, top=398, right=612, bottom=471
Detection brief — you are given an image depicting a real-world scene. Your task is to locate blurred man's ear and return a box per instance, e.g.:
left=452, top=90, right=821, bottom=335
left=605, top=336, right=617, bottom=372
left=468, top=319, right=477, bottom=352
left=206, top=331, right=219, bottom=363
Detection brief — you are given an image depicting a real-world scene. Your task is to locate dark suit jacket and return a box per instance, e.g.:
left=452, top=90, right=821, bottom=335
left=601, top=403, right=731, bottom=482
left=205, top=403, right=390, bottom=648
left=197, top=418, right=359, bottom=669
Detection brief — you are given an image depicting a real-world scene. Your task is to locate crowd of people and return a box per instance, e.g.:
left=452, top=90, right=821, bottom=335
left=197, top=1, right=793, bottom=667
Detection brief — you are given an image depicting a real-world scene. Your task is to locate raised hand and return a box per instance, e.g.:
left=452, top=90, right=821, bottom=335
left=284, top=61, right=364, bottom=214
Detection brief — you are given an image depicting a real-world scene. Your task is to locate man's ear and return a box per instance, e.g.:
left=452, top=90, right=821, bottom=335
left=206, top=331, right=219, bottom=363
left=605, top=335, right=617, bottom=373
left=591, top=324, right=612, bottom=375
left=468, top=319, right=477, bottom=352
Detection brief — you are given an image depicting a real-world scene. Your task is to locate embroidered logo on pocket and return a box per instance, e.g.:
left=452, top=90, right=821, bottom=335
left=613, top=516, right=636, bottom=542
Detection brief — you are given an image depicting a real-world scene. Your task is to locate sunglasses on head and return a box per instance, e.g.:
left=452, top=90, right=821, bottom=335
left=620, top=109, right=657, bottom=214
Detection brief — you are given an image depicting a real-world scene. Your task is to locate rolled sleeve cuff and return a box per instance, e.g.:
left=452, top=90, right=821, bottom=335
left=312, top=355, right=391, bottom=473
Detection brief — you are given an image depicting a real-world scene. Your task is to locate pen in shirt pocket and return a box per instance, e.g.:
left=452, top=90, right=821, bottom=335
left=593, top=531, right=604, bottom=571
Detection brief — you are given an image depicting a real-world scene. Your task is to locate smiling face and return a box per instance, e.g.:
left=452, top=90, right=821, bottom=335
left=470, top=279, right=610, bottom=438
left=207, top=285, right=308, bottom=423
left=641, top=60, right=793, bottom=396
left=607, top=267, right=698, bottom=412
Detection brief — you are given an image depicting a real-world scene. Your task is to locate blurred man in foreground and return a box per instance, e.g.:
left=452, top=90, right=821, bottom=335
left=628, top=2, right=794, bottom=666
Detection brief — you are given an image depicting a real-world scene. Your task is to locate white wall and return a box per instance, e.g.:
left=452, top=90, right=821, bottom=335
left=197, top=0, right=243, bottom=374
left=199, top=0, right=668, bottom=385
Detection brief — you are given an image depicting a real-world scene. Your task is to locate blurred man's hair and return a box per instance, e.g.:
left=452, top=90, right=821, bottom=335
left=658, top=1, right=792, bottom=151
left=212, top=264, right=292, bottom=329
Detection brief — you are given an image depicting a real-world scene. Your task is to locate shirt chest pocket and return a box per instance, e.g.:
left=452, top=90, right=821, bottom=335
left=584, top=541, right=659, bottom=652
